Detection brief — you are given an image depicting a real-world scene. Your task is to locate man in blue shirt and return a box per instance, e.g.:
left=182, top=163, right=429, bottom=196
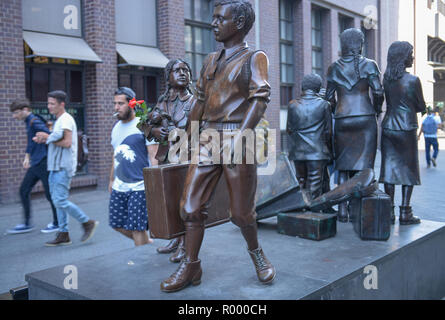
left=7, top=99, right=58, bottom=234
left=418, top=108, right=442, bottom=168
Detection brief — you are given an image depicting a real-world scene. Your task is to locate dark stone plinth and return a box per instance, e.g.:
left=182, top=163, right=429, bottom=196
left=26, top=219, right=445, bottom=300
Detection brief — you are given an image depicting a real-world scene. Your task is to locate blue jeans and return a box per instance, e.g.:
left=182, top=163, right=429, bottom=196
left=49, top=169, right=89, bottom=232
left=425, top=137, right=439, bottom=165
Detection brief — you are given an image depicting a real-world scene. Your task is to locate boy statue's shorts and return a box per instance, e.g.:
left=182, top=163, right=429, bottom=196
left=109, top=190, right=149, bottom=231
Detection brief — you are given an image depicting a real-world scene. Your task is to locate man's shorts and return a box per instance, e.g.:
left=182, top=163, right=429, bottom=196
left=109, top=190, right=148, bottom=231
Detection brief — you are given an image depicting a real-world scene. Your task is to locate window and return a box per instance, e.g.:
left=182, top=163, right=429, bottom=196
left=118, top=62, right=159, bottom=107
left=338, top=14, right=353, bottom=56
left=24, top=43, right=85, bottom=133
left=361, top=24, right=375, bottom=59
left=279, top=0, right=294, bottom=107
left=311, top=9, right=323, bottom=76
left=184, top=0, right=215, bottom=79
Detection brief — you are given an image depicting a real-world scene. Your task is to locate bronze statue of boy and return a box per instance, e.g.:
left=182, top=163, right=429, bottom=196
left=160, top=0, right=275, bottom=292
left=287, top=74, right=332, bottom=202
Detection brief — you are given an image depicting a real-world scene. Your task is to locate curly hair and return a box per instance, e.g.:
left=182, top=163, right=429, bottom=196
left=340, top=28, right=365, bottom=78
left=384, top=41, right=414, bottom=82
left=158, top=59, right=193, bottom=103
left=214, top=0, right=255, bottom=36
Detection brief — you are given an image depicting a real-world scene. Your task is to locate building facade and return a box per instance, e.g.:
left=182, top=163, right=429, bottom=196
left=395, top=0, right=445, bottom=110
left=0, top=0, right=397, bottom=204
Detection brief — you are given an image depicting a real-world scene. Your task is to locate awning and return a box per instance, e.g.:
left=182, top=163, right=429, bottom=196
left=116, top=43, right=168, bottom=68
left=23, top=31, right=102, bottom=63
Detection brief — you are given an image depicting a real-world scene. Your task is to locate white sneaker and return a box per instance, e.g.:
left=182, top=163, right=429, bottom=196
left=41, top=223, right=59, bottom=233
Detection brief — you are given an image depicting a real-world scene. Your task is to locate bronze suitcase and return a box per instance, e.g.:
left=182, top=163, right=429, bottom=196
left=349, top=189, right=392, bottom=241
left=256, top=154, right=310, bottom=219
left=277, top=212, right=337, bottom=241
left=143, top=163, right=231, bottom=239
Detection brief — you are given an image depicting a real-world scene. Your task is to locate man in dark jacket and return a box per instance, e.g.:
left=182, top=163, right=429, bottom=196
left=8, top=99, right=58, bottom=234
left=287, top=74, right=333, bottom=201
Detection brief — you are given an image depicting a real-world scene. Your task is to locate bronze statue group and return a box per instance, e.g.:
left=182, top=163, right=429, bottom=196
left=138, top=0, right=426, bottom=293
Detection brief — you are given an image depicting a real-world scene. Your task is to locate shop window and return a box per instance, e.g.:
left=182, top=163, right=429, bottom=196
left=24, top=44, right=86, bottom=133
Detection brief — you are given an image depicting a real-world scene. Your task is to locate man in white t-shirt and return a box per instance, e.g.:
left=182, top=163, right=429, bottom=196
left=109, top=87, right=158, bottom=246
left=34, top=90, right=98, bottom=246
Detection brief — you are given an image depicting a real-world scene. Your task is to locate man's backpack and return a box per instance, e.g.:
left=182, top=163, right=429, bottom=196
left=76, top=129, right=89, bottom=171
left=423, top=116, right=438, bottom=135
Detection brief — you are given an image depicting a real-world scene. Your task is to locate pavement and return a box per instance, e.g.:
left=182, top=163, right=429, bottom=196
left=1, top=148, right=445, bottom=295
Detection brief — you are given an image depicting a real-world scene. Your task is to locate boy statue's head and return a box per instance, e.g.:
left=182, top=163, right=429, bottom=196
left=301, top=74, right=323, bottom=93
left=212, top=0, right=255, bottom=42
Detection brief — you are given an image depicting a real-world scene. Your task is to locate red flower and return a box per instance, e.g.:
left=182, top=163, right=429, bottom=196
left=128, top=98, right=145, bottom=109
left=128, top=98, right=137, bottom=109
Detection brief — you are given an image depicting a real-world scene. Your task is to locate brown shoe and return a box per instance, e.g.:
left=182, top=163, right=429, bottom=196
left=248, top=247, right=276, bottom=284
left=157, top=237, right=180, bottom=254
left=81, top=220, right=99, bottom=242
left=160, top=259, right=202, bottom=293
left=399, top=206, right=421, bottom=225
left=45, top=232, right=72, bottom=246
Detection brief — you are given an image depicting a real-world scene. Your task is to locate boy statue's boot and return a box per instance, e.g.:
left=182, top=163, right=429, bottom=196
left=399, top=206, right=421, bottom=225
left=157, top=237, right=180, bottom=254
left=161, top=222, right=204, bottom=292
left=338, top=201, right=349, bottom=223
left=169, top=236, right=186, bottom=263
left=241, top=223, right=276, bottom=284
left=248, top=247, right=276, bottom=284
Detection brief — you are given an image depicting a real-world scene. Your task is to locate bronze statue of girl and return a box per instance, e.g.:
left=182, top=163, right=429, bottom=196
left=379, top=41, right=426, bottom=225
left=325, top=28, right=384, bottom=222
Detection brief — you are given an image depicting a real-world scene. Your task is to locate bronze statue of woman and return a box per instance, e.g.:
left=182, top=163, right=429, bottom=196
left=147, top=58, right=196, bottom=262
left=325, top=28, right=384, bottom=222
left=379, top=41, right=426, bottom=225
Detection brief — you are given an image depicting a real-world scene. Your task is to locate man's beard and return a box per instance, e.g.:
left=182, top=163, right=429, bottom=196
left=117, top=107, right=132, bottom=121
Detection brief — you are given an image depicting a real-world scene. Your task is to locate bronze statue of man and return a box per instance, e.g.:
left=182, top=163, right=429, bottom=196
left=287, top=74, right=332, bottom=202
left=149, top=59, right=196, bottom=263
left=160, top=0, right=275, bottom=292
left=379, top=41, right=425, bottom=225
left=325, top=28, right=384, bottom=222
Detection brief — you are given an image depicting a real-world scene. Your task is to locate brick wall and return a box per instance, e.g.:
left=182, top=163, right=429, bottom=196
left=158, top=0, right=185, bottom=60
left=0, top=0, right=26, bottom=204
left=259, top=0, right=281, bottom=152
left=83, top=0, right=118, bottom=187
